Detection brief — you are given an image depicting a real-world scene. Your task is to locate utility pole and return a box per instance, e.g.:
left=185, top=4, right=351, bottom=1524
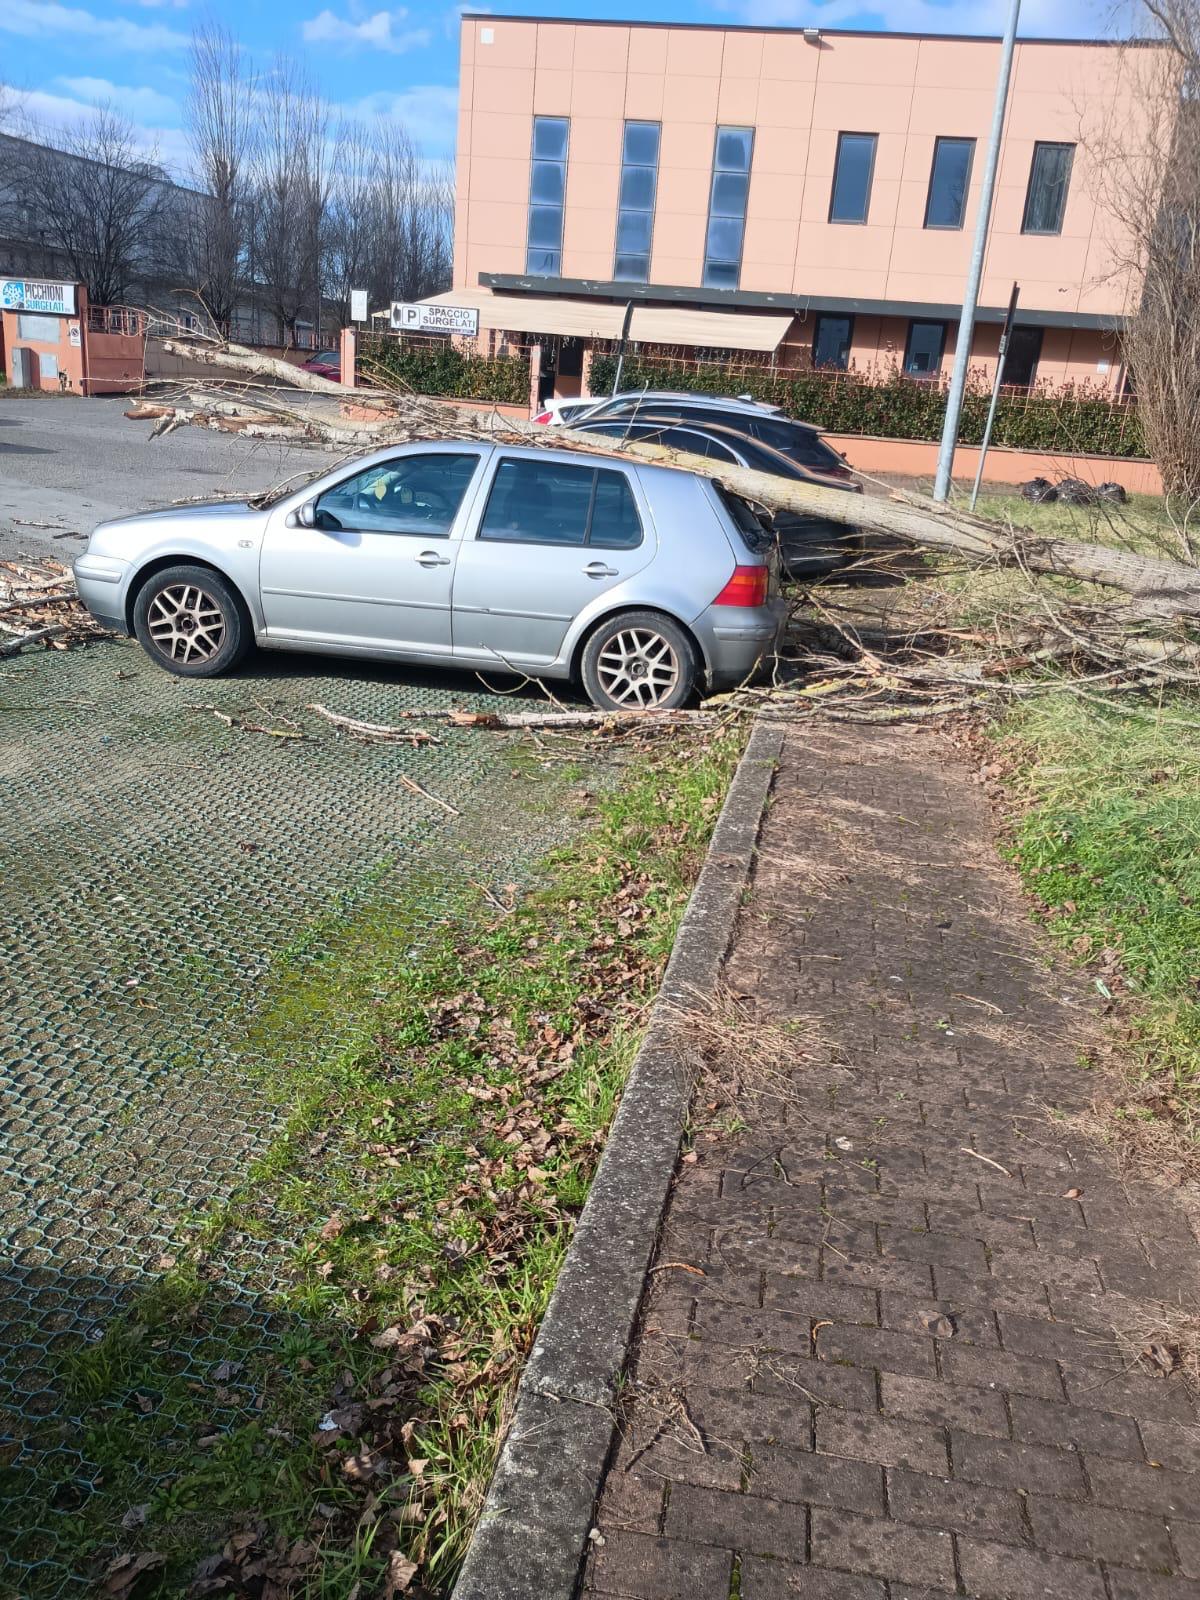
left=933, top=0, right=1021, bottom=501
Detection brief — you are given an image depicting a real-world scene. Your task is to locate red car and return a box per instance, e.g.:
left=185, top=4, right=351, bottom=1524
left=302, top=349, right=341, bottom=382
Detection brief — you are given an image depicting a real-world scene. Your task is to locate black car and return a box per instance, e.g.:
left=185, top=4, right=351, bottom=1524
left=579, top=415, right=863, bottom=579
left=575, top=393, right=855, bottom=479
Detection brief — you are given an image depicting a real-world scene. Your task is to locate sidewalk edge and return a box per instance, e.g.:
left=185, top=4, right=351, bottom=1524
left=451, top=718, right=784, bottom=1600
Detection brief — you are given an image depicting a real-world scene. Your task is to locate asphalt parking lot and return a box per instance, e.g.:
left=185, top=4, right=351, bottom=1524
left=0, top=395, right=333, bottom=563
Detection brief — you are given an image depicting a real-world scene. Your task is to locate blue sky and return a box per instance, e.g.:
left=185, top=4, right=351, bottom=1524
left=0, top=0, right=1115, bottom=179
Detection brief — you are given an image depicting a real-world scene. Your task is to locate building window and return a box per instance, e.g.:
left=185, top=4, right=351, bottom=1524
left=924, top=136, right=975, bottom=230
left=829, top=132, right=877, bottom=225
left=904, top=319, right=947, bottom=377
left=526, top=116, right=569, bottom=276
left=812, top=313, right=854, bottom=370
left=703, top=125, right=754, bottom=289
left=614, top=121, right=660, bottom=283
left=1022, top=142, right=1074, bottom=235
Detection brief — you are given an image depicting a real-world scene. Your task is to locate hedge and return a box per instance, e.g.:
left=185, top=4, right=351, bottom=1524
left=360, top=337, right=530, bottom=405
left=588, top=353, right=1147, bottom=460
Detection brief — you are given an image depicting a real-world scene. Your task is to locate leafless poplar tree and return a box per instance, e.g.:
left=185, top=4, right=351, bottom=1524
left=248, top=59, right=331, bottom=346
left=324, top=122, right=453, bottom=324
left=1085, top=5, right=1200, bottom=510
left=184, top=22, right=254, bottom=334
left=9, top=105, right=171, bottom=306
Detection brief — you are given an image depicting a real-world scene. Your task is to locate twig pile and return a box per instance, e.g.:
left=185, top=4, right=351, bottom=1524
left=0, top=558, right=110, bottom=657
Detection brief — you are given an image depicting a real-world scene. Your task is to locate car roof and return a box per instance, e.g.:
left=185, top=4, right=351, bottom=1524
left=597, top=389, right=783, bottom=415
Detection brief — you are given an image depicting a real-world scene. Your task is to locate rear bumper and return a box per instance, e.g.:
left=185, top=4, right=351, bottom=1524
left=696, top=595, right=788, bottom=689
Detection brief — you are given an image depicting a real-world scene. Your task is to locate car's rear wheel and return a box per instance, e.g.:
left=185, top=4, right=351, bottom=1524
left=132, top=564, right=251, bottom=678
left=581, top=611, right=697, bottom=711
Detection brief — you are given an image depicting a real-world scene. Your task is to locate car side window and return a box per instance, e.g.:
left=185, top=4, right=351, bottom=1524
left=479, top=458, right=643, bottom=549
left=589, top=470, right=642, bottom=548
left=659, top=428, right=738, bottom=463
left=315, top=452, right=480, bottom=537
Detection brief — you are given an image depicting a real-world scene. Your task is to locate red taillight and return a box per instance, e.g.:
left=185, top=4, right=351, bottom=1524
left=533, top=411, right=552, bottom=424
left=713, top=565, right=769, bottom=608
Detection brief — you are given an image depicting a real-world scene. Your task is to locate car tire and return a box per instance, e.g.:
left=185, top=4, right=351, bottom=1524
left=132, top=564, right=252, bottom=678
left=581, top=610, right=698, bottom=711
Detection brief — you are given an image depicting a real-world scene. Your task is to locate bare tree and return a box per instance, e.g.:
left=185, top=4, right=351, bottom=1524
left=248, top=59, right=330, bottom=347
left=1085, top=9, right=1200, bottom=512
left=323, top=122, right=452, bottom=325
left=184, top=22, right=254, bottom=334
left=9, top=105, right=170, bottom=306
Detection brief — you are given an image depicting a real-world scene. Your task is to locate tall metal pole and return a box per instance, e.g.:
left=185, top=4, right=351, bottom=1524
left=969, top=281, right=1020, bottom=510
left=932, top=0, right=1021, bottom=502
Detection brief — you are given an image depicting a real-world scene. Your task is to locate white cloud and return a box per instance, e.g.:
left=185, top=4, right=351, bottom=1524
left=14, top=85, right=190, bottom=173
left=55, top=76, right=179, bottom=122
left=0, top=1, right=188, bottom=51
left=343, top=83, right=459, bottom=156
left=302, top=7, right=431, bottom=54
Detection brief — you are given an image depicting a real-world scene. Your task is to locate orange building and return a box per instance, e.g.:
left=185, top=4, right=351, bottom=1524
left=439, top=15, right=1149, bottom=402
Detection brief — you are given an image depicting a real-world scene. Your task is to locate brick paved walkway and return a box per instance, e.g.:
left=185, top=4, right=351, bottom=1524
left=582, top=725, right=1200, bottom=1600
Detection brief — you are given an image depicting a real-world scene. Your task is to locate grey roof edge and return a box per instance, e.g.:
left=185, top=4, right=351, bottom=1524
left=478, top=273, right=1126, bottom=333
left=460, top=14, right=1149, bottom=48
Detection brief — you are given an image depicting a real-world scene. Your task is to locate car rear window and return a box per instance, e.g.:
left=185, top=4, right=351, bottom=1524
left=713, top=482, right=774, bottom=558
left=742, top=416, right=845, bottom=471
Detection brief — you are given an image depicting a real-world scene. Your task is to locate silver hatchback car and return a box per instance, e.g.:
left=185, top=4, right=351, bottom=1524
left=74, top=440, right=786, bottom=710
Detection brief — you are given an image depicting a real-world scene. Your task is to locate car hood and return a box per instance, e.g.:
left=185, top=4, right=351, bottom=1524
left=99, top=500, right=258, bottom=527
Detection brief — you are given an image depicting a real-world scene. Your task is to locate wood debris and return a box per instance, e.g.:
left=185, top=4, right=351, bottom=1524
left=0, top=558, right=109, bottom=656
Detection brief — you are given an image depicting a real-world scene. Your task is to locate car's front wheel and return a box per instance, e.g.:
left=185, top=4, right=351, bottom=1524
left=132, top=564, right=252, bottom=678
left=581, top=610, right=698, bottom=711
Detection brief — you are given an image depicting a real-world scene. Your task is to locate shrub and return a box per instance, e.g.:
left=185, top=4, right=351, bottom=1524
left=587, top=353, right=1146, bottom=459
left=359, top=337, right=530, bottom=405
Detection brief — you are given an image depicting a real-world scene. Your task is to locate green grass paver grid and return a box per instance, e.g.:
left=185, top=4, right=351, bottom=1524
left=0, top=641, right=617, bottom=1597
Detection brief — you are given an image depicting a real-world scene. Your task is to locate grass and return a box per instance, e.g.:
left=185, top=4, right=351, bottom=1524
left=990, top=664, right=1200, bottom=1158
left=8, top=728, right=742, bottom=1598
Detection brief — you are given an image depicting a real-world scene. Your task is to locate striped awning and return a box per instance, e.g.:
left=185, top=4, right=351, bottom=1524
left=419, top=288, right=793, bottom=352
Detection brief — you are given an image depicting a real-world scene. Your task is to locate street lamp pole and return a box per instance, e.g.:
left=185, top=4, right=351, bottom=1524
left=932, top=0, right=1022, bottom=502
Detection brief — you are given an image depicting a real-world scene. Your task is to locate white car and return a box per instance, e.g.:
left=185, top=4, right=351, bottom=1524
left=531, top=397, right=599, bottom=426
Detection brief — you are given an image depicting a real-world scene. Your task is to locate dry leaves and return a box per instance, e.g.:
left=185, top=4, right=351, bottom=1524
left=103, top=1552, right=165, bottom=1595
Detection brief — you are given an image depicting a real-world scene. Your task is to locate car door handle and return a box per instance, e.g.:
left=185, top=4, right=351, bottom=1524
left=583, top=561, right=618, bottom=578
left=415, top=550, right=452, bottom=567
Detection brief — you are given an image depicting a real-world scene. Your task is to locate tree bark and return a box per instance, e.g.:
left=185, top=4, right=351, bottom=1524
left=139, top=351, right=1200, bottom=627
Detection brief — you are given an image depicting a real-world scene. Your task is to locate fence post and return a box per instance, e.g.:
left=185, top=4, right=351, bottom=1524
left=528, top=343, right=542, bottom=416
left=339, top=326, right=357, bottom=388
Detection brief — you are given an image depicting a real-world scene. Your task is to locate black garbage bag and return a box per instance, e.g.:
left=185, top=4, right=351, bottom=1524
left=1095, top=481, right=1129, bottom=505
left=1019, top=477, right=1058, bottom=503
left=1056, top=477, right=1098, bottom=506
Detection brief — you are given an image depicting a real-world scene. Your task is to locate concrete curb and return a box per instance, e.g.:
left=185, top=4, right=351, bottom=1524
left=451, top=719, right=784, bottom=1600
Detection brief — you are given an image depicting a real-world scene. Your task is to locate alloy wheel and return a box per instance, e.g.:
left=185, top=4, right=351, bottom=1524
left=596, top=627, right=680, bottom=708
left=146, top=583, right=227, bottom=664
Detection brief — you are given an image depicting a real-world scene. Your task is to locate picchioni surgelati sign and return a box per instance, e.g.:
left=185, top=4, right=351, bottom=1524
left=0, top=279, right=77, bottom=315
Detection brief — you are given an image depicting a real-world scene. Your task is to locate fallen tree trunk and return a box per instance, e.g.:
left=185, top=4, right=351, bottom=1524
left=552, top=433, right=1200, bottom=625
left=137, top=340, right=1200, bottom=628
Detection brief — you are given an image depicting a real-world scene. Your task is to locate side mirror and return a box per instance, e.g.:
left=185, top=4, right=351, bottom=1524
left=297, top=501, right=317, bottom=528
